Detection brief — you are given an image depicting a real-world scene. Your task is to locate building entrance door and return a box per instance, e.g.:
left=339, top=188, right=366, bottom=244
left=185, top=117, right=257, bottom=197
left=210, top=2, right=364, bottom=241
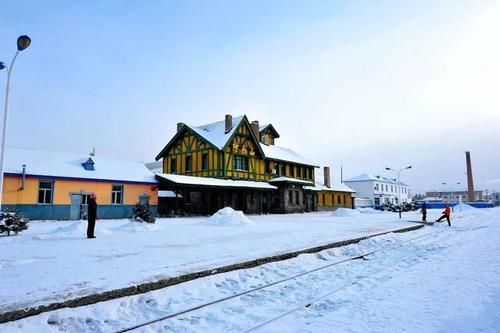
left=70, top=194, right=82, bottom=220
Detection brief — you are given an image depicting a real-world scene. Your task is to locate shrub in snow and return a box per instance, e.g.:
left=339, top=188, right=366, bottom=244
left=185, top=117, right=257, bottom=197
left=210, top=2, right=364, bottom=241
left=203, top=207, right=255, bottom=226
left=0, top=210, right=29, bottom=236
left=132, top=203, right=156, bottom=223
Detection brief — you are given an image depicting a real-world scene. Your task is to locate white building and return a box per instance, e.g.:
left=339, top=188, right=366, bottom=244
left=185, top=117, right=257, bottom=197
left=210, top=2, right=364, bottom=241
left=344, top=173, right=411, bottom=206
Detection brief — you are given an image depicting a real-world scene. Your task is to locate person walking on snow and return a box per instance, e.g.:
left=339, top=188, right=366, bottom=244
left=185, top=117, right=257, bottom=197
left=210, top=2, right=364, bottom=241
left=421, top=202, right=428, bottom=222
left=87, top=193, right=98, bottom=238
left=436, top=204, right=451, bottom=226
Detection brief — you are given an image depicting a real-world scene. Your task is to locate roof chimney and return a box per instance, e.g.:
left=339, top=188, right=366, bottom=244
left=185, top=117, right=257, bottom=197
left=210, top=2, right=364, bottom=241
left=324, top=166, right=331, bottom=188
left=225, top=114, right=233, bottom=133
left=251, top=120, right=259, bottom=139
left=177, top=122, right=184, bottom=132
left=465, top=151, right=475, bottom=201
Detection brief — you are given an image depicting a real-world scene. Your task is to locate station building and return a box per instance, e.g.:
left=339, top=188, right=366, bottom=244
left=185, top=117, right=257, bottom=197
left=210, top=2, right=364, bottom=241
left=154, top=114, right=355, bottom=215
left=2, top=147, right=158, bottom=220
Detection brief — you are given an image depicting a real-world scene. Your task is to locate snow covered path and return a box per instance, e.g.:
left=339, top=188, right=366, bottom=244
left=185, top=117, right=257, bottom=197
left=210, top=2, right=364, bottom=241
left=1, top=207, right=498, bottom=332
left=0, top=210, right=415, bottom=313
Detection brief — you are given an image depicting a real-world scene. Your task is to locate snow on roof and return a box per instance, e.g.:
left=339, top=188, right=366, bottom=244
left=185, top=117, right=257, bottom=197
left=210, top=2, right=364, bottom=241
left=158, top=190, right=182, bottom=198
left=4, top=147, right=157, bottom=184
left=144, top=161, right=163, bottom=173
left=304, top=182, right=356, bottom=193
left=156, top=173, right=277, bottom=190
left=268, top=177, right=314, bottom=185
left=260, top=143, right=318, bottom=167
left=187, top=115, right=245, bottom=150
left=344, top=173, right=407, bottom=185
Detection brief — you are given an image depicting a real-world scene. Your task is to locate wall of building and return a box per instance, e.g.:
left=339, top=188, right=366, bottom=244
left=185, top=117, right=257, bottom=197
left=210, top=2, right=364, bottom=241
left=2, top=175, right=158, bottom=220
left=316, top=190, right=354, bottom=211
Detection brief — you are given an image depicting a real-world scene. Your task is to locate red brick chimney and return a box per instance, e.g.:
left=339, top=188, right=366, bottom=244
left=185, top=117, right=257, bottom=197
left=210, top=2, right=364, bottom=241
left=465, top=151, right=475, bottom=201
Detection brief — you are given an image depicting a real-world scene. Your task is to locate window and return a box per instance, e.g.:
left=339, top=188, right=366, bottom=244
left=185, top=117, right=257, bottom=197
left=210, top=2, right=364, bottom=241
left=295, top=191, right=300, bottom=205
left=281, top=164, right=286, bottom=176
left=38, top=181, right=53, bottom=204
left=385, top=185, right=388, bottom=192
left=233, top=155, right=249, bottom=171
left=322, top=193, right=326, bottom=205
left=265, top=160, right=271, bottom=174
left=111, top=185, right=123, bottom=204
left=306, top=168, right=310, bottom=179
left=337, top=195, right=341, bottom=204
left=289, top=190, right=293, bottom=204
left=202, top=153, right=209, bottom=170
left=81, top=194, right=90, bottom=205
left=170, top=157, right=177, bottom=173
left=185, top=155, right=192, bottom=172
left=374, top=198, right=380, bottom=205
left=390, top=186, right=393, bottom=192
left=375, top=184, right=379, bottom=191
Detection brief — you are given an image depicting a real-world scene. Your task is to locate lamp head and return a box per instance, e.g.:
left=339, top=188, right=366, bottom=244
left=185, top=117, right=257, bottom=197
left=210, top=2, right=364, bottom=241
left=0, top=62, right=6, bottom=70
left=385, top=167, right=391, bottom=171
left=17, top=35, right=31, bottom=51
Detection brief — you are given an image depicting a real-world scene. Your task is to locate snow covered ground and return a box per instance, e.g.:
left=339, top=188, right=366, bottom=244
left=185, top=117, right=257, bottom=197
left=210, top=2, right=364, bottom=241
left=1, top=209, right=417, bottom=314
left=1, top=207, right=499, bottom=332
left=0, top=206, right=495, bottom=332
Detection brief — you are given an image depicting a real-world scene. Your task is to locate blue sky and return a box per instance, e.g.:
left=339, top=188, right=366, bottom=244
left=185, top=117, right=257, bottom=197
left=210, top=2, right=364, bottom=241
left=1, top=0, right=499, bottom=193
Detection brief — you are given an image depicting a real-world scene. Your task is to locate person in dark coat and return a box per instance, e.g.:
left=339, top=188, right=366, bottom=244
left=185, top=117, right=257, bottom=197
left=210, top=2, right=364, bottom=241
left=87, top=193, right=97, bottom=238
left=436, top=204, right=451, bottom=226
left=421, top=202, right=427, bottom=222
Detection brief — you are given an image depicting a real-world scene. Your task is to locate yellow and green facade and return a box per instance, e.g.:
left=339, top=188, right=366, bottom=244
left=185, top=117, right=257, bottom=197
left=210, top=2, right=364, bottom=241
left=155, top=114, right=355, bottom=215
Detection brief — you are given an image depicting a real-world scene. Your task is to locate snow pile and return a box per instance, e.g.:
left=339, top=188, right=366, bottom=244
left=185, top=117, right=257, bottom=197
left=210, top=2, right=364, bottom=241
left=202, top=207, right=255, bottom=226
left=356, top=207, right=381, bottom=214
left=453, top=203, right=477, bottom=213
left=111, top=221, right=160, bottom=232
left=35, top=221, right=111, bottom=240
left=331, top=208, right=361, bottom=217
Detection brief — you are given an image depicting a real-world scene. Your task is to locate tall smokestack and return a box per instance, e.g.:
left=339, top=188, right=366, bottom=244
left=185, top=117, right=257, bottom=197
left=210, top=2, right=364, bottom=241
left=324, top=166, right=331, bottom=188
left=465, top=151, right=475, bottom=201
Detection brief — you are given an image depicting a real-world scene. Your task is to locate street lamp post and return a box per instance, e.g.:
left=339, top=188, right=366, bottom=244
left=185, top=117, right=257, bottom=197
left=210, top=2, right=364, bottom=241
left=0, top=35, right=31, bottom=212
left=385, top=165, right=412, bottom=206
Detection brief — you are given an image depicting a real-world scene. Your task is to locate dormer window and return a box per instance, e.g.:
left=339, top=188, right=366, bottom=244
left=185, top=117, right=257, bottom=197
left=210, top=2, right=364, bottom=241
left=82, top=158, right=95, bottom=171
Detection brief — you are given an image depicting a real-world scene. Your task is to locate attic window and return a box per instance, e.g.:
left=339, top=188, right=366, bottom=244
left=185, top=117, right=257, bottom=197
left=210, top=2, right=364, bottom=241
left=82, top=158, right=95, bottom=171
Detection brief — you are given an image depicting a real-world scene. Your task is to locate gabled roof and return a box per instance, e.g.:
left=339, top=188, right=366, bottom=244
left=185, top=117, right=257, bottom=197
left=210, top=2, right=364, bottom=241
left=260, top=143, right=318, bottom=167
left=259, top=124, right=280, bottom=138
left=4, top=147, right=157, bottom=184
left=344, top=173, right=407, bottom=186
left=156, top=115, right=264, bottom=160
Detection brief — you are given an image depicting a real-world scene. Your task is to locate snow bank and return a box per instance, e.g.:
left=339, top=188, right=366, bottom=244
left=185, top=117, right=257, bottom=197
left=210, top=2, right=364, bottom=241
left=453, top=203, right=477, bottom=213
left=356, top=207, right=381, bottom=214
left=34, top=221, right=112, bottom=240
left=331, top=208, right=361, bottom=217
left=202, top=207, right=255, bottom=226
left=111, top=221, right=160, bottom=232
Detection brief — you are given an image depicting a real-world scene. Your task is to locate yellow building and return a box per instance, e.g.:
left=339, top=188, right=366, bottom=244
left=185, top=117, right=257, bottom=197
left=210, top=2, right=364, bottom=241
left=155, top=114, right=355, bottom=215
left=2, top=147, right=158, bottom=220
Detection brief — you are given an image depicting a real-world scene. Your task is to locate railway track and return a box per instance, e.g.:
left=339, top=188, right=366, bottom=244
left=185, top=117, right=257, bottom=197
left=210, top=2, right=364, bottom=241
left=115, top=224, right=453, bottom=333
